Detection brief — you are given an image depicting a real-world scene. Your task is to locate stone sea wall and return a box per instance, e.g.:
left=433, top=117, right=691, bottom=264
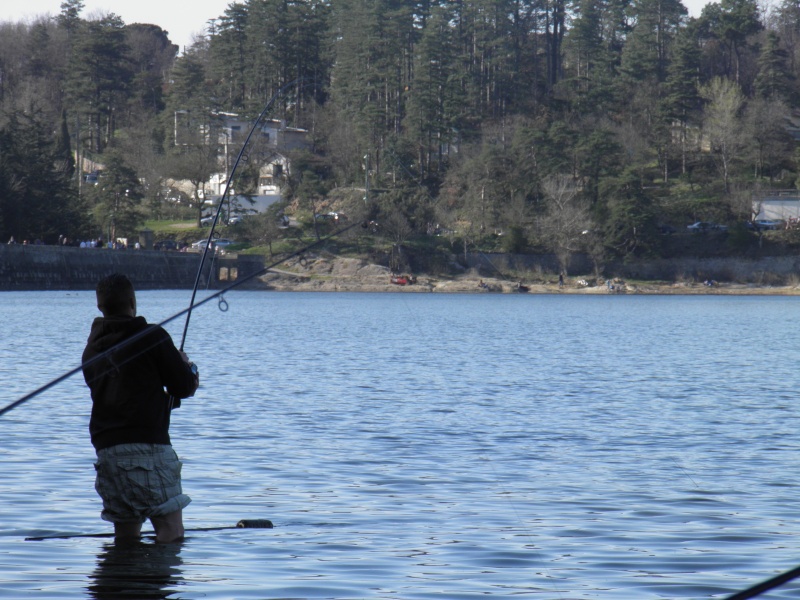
left=463, top=252, right=800, bottom=284
left=3, top=244, right=800, bottom=291
left=0, top=244, right=266, bottom=291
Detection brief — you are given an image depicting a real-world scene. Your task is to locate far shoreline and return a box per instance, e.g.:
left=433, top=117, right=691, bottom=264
left=256, top=257, right=800, bottom=296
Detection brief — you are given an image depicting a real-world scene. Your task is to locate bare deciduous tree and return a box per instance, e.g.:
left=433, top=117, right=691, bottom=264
left=701, top=77, right=746, bottom=194
left=539, top=175, right=593, bottom=275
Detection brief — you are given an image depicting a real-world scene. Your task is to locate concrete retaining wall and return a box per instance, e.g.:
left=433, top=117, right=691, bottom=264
left=3, top=245, right=799, bottom=290
left=464, top=252, right=800, bottom=284
left=0, top=244, right=266, bottom=291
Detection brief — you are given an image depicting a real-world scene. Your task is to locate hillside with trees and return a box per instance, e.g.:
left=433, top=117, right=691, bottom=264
left=2, top=0, right=800, bottom=275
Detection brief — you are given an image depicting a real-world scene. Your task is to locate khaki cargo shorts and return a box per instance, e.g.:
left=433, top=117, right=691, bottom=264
left=94, top=443, right=191, bottom=524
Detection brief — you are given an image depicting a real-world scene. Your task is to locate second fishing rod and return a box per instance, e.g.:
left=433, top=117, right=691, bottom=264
left=177, top=79, right=307, bottom=355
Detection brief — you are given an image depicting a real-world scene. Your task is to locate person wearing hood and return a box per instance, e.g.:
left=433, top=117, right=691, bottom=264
left=82, top=273, right=199, bottom=543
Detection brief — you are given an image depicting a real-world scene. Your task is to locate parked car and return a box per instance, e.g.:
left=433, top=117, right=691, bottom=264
left=202, top=214, right=243, bottom=226
left=755, top=219, right=783, bottom=230
left=687, top=221, right=727, bottom=232
left=153, top=239, right=179, bottom=251
left=191, top=238, right=234, bottom=251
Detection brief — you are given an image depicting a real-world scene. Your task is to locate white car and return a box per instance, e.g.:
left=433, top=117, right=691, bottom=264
left=687, top=221, right=727, bottom=232
left=755, top=219, right=782, bottom=230
left=191, top=238, right=234, bottom=251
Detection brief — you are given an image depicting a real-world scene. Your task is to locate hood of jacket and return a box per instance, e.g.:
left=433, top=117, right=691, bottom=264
left=86, top=315, right=149, bottom=354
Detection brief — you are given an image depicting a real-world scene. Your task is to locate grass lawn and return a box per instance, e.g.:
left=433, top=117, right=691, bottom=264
left=143, top=219, right=198, bottom=233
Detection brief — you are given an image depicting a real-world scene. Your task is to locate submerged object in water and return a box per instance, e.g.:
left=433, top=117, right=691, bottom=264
left=25, top=519, right=274, bottom=541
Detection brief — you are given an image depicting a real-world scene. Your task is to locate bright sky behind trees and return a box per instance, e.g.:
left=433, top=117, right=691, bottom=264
left=5, top=0, right=712, bottom=52
left=2, top=0, right=231, bottom=50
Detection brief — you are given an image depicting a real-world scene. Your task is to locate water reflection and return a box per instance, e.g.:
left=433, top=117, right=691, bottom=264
left=86, top=541, right=183, bottom=599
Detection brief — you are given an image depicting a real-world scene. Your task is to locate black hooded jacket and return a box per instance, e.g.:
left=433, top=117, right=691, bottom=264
left=82, top=316, right=197, bottom=451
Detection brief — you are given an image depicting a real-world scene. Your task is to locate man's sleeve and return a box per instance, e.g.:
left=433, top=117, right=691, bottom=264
left=153, top=327, right=197, bottom=399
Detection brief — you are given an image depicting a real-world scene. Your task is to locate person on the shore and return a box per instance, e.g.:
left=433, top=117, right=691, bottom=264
left=82, top=273, right=199, bottom=543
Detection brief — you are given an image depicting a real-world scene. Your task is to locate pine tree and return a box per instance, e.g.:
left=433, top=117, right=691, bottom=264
left=753, top=31, right=793, bottom=101
left=58, top=0, right=85, bottom=34
left=85, top=150, right=144, bottom=242
left=619, top=0, right=686, bottom=85
left=244, top=0, right=331, bottom=120
left=65, top=14, right=132, bottom=153
left=698, top=0, right=762, bottom=83
left=403, top=3, right=461, bottom=178
left=563, top=0, right=623, bottom=114
left=210, top=2, right=249, bottom=111
left=0, top=110, right=86, bottom=243
left=661, top=23, right=702, bottom=176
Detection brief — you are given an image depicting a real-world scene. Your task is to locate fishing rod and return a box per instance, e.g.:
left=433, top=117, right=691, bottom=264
left=722, top=564, right=800, bottom=600
left=3, top=77, right=363, bottom=416
left=178, top=78, right=307, bottom=354
left=166, top=79, right=315, bottom=410
left=0, top=218, right=362, bottom=419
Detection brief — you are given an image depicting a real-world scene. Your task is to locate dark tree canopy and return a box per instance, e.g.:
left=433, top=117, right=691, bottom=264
left=0, top=0, right=796, bottom=262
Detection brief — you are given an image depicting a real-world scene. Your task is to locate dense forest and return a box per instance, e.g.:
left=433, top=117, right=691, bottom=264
left=1, top=0, right=799, bottom=271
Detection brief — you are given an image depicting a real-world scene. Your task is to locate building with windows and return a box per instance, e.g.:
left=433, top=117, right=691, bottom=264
left=182, top=113, right=310, bottom=216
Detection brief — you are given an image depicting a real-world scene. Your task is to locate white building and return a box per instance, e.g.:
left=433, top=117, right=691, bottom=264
left=753, top=190, right=800, bottom=221
left=200, top=114, right=309, bottom=214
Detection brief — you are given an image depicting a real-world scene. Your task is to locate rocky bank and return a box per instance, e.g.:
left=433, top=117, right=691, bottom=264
left=257, top=255, right=800, bottom=295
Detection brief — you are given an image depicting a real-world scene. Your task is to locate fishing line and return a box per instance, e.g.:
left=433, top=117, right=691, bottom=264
left=167, top=78, right=321, bottom=410
left=178, top=78, right=309, bottom=355
left=2, top=76, right=358, bottom=417
left=0, top=219, right=362, bottom=419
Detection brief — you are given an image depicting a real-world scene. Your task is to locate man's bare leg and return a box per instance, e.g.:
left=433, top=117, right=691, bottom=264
left=151, top=509, right=185, bottom=543
left=114, top=521, right=142, bottom=542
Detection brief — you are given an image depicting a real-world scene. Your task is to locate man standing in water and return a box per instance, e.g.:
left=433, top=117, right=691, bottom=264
left=82, top=273, right=199, bottom=543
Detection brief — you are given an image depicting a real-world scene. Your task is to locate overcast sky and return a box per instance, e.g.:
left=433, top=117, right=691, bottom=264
left=4, top=0, right=714, bottom=53
left=2, top=0, right=231, bottom=50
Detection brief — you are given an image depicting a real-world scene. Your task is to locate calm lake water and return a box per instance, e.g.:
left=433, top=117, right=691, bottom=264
left=2, top=290, right=800, bottom=599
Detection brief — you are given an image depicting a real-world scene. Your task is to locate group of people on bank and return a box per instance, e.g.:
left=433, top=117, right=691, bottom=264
left=7, top=235, right=141, bottom=250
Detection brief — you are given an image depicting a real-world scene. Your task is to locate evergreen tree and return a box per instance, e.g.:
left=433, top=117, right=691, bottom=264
left=562, top=0, right=623, bottom=114
left=403, top=3, right=461, bottom=178
left=124, top=24, right=178, bottom=114
left=244, top=0, right=331, bottom=120
left=599, top=167, right=659, bottom=257
left=85, top=150, right=144, bottom=242
left=0, top=110, right=86, bottom=243
left=55, top=109, right=76, bottom=181
left=65, top=14, right=132, bottom=153
left=58, top=0, right=85, bottom=34
left=698, top=0, right=762, bottom=83
left=575, top=126, right=623, bottom=206
left=210, top=2, right=249, bottom=111
left=753, top=31, right=793, bottom=101
left=619, top=0, right=686, bottom=85
left=660, top=22, right=702, bottom=176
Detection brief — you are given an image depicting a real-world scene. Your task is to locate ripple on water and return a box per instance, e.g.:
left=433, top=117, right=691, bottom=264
left=3, top=293, right=800, bottom=598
